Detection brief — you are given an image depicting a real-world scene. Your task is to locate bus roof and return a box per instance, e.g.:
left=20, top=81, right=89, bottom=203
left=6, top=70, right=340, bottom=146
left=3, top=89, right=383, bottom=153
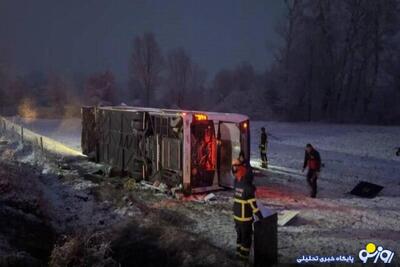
left=97, top=105, right=249, bottom=123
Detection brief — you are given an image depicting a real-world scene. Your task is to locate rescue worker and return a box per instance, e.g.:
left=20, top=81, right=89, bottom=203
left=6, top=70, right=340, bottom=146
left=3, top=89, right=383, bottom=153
left=238, top=151, right=247, bottom=166
left=259, top=127, right=268, bottom=168
left=232, top=159, right=263, bottom=262
left=302, top=144, right=321, bottom=198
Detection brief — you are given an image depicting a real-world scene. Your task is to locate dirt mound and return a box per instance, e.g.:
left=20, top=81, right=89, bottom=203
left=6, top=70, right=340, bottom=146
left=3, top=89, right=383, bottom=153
left=0, top=161, right=56, bottom=266
left=50, top=220, right=237, bottom=267
left=0, top=134, right=239, bottom=267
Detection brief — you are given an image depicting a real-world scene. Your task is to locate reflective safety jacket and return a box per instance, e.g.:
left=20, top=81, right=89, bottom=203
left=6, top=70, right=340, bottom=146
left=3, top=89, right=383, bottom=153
left=232, top=164, right=247, bottom=182
left=233, top=180, right=262, bottom=223
left=303, top=149, right=321, bottom=171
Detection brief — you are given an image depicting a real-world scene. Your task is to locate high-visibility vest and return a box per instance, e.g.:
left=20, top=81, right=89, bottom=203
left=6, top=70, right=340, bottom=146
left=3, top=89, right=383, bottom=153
left=233, top=180, right=260, bottom=222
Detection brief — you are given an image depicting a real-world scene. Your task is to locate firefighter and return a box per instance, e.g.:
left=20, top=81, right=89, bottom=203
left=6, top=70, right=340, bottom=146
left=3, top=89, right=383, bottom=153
left=259, top=127, right=268, bottom=168
left=302, top=144, right=321, bottom=198
left=232, top=159, right=262, bottom=262
left=238, top=151, right=247, bottom=167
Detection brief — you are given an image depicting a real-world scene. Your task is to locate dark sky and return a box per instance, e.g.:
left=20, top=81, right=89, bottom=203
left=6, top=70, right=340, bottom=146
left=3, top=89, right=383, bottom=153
left=0, top=0, right=284, bottom=82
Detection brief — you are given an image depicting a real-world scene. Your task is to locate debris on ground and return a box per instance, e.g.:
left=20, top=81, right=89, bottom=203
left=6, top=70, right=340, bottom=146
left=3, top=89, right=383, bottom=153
left=204, top=193, right=216, bottom=202
left=2, top=119, right=400, bottom=264
left=350, top=181, right=384, bottom=198
left=277, top=210, right=300, bottom=226
left=0, top=133, right=239, bottom=266
left=123, top=178, right=136, bottom=191
left=140, top=180, right=169, bottom=194
left=0, top=140, right=9, bottom=145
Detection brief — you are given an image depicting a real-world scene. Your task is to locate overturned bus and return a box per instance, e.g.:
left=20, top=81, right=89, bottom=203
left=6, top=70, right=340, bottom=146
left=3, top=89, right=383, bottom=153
left=81, top=106, right=250, bottom=194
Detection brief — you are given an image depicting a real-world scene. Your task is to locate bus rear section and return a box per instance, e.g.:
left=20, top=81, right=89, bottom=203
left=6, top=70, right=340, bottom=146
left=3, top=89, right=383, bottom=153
left=184, top=112, right=250, bottom=193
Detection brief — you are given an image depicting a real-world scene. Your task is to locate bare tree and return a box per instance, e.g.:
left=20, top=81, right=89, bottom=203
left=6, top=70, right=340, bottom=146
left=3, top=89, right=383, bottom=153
left=213, top=69, right=234, bottom=101
left=165, top=47, right=206, bottom=108
left=187, top=63, right=207, bottom=109
left=166, top=48, right=191, bottom=107
left=46, top=74, right=68, bottom=116
left=7, top=78, right=26, bottom=112
left=282, top=0, right=302, bottom=84
left=267, top=0, right=400, bottom=123
left=0, top=61, right=10, bottom=114
left=129, top=32, right=164, bottom=106
left=84, top=71, right=116, bottom=106
left=233, top=62, right=256, bottom=91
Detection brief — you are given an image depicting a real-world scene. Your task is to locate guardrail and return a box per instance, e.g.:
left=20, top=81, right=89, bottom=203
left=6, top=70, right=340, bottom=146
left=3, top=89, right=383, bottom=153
left=0, top=116, right=83, bottom=157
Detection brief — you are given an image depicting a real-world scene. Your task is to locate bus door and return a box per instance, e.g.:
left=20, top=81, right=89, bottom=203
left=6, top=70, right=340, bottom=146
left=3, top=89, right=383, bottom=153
left=218, top=122, right=241, bottom=188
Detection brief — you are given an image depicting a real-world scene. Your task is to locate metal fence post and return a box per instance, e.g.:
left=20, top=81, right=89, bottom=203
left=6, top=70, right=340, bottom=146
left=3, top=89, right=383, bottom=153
left=21, top=126, right=24, bottom=143
left=40, top=136, right=44, bottom=152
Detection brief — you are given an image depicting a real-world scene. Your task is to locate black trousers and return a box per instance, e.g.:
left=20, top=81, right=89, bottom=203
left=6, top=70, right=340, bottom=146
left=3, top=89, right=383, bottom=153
left=235, top=221, right=253, bottom=259
left=260, top=152, right=268, bottom=168
left=307, top=170, right=318, bottom=198
left=260, top=152, right=267, bottom=162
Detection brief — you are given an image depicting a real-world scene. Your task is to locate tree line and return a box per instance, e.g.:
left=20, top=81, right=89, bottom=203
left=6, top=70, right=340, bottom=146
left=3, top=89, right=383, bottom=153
left=0, top=32, right=207, bottom=118
left=0, top=0, right=400, bottom=124
left=267, top=0, right=400, bottom=123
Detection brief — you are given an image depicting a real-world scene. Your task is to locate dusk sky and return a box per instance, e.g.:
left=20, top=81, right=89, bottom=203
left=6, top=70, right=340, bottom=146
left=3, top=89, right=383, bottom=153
left=0, top=0, right=285, bottom=82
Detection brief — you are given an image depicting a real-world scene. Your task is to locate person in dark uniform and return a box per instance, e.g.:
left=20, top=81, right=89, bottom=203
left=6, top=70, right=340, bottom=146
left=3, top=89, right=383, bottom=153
left=302, top=144, right=321, bottom=198
left=238, top=151, right=248, bottom=167
left=259, top=127, right=268, bottom=168
left=232, top=159, right=263, bottom=261
left=396, top=147, right=400, bottom=156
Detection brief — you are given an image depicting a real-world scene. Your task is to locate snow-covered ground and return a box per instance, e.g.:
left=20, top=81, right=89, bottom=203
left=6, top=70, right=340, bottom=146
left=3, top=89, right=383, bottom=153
left=7, top=117, right=82, bottom=151
left=251, top=121, right=400, bottom=263
left=7, top=117, right=400, bottom=263
left=13, top=117, right=400, bottom=194
left=251, top=121, right=400, bottom=197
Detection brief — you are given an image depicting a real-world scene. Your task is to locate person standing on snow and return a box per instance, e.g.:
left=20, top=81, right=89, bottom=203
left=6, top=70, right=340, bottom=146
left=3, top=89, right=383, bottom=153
left=232, top=159, right=263, bottom=262
left=259, top=127, right=268, bottom=168
left=302, top=144, right=321, bottom=198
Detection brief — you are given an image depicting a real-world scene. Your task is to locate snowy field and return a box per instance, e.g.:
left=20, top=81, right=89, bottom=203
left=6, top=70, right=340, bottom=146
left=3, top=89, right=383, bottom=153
left=251, top=121, right=400, bottom=197
left=250, top=121, right=400, bottom=262
left=8, top=117, right=82, bottom=151
left=8, top=116, right=400, bottom=263
left=12, top=117, right=400, bottom=193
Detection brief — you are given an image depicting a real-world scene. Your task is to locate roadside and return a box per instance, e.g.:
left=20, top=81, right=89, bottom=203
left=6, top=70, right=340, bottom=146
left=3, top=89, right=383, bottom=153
left=0, top=133, right=239, bottom=266
left=1, top=118, right=400, bottom=265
